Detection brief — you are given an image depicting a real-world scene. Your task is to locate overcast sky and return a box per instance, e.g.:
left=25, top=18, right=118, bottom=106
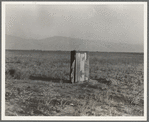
left=5, top=3, right=145, bottom=46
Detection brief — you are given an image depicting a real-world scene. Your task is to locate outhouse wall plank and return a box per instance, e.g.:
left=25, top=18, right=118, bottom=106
left=85, top=52, right=89, bottom=81
left=76, top=53, right=80, bottom=82
left=80, top=53, right=85, bottom=82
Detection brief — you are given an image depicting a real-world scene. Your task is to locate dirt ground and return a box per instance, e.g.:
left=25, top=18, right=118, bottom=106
left=5, top=50, right=144, bottom=116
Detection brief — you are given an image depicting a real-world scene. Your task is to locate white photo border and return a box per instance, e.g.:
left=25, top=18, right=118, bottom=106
left=1, top=1, right=147, bottom=121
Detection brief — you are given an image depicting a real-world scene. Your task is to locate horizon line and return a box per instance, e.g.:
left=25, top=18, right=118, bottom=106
left=5, top=49, right=144, bottom=53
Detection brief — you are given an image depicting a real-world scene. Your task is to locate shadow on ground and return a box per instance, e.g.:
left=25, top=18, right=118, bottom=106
left=94, top=78, right=111, bottom=85
left=29, top=75, right=71, bottom=83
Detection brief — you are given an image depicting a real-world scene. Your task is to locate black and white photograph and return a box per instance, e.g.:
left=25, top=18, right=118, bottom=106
left=1, top=2, right=147, bottom=120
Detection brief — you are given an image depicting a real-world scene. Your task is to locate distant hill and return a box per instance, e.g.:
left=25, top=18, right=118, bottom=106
left=5, top=35, right=143, bottom=52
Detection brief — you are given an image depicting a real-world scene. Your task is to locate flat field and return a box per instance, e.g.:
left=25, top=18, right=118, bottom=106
left=5, top=50, right=144, bottom=116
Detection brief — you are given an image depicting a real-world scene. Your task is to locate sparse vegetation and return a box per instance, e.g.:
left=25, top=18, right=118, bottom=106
left=5, top=50, right=144, bottom=116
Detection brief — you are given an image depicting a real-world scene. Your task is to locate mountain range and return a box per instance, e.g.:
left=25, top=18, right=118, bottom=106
left=5, top=35, right=143, bottom=52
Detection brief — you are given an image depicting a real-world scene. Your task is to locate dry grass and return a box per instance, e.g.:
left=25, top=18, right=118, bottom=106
left=5, top=50, right=144, bottom=116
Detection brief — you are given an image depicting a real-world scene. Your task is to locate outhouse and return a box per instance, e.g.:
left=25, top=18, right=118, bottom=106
left=70, top=50, right=89, bottom=83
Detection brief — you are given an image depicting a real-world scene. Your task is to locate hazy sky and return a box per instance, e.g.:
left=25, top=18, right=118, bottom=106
left=6, top=3, right=144, bottom=45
